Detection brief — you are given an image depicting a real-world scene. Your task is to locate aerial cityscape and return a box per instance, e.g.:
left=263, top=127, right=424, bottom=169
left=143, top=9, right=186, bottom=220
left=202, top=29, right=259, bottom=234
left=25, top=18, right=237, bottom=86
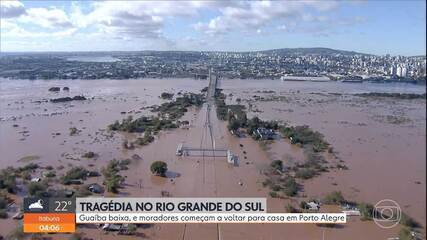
left=1, top=49, right=426, bottom=81
left=0, top=0, right=426, bottom=240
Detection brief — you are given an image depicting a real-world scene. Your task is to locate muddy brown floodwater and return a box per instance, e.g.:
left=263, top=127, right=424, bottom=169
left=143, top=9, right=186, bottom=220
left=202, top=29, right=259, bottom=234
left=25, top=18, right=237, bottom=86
left=0, top=78, right=425, bottom=240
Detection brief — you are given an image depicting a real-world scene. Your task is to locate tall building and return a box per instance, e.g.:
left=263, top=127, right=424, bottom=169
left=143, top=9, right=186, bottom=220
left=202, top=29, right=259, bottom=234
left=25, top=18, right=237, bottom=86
left=401, top=67, right=407, bottom=78
left=389, top=66, right=396, bottom=76
left=396, top=66, right=403, bottom=77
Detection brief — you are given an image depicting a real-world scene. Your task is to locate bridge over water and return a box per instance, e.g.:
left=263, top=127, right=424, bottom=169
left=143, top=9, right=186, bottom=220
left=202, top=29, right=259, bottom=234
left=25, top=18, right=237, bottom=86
left=178, top=69, right=234, bottom=240
left=176, top=69, right=237, bottom=164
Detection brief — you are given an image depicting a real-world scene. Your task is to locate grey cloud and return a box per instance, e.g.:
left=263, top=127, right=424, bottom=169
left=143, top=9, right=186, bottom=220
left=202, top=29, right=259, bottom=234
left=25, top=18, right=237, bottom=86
left=1, top=1, right=26, bottom=18
left=193, top=1, right=336, bottom=36
left=97, top=12, right=163, bottom=39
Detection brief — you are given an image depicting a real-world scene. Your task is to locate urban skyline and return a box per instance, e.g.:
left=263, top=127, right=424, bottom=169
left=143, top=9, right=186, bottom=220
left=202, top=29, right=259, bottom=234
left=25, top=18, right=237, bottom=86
left=1, top=49, right=425, bottom=81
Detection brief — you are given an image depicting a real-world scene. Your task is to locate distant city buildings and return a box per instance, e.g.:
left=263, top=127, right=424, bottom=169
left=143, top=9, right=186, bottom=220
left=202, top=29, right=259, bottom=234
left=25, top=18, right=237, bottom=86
left=0, top=49, right=425, bottom=82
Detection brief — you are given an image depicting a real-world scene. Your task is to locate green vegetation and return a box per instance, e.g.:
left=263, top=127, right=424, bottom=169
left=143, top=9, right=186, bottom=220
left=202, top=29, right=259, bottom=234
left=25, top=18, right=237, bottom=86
left=216, top=89, right=279, bottom=139
left=227, top=117, right=242, bottom=131
left=263, top=174, right=298, bottom=197
left=44, top=171, right=56, bottom=178
left=160, top=92, right=174, bottom=99
left=109, top=92, right=204, bottom=135
left=150, top=161, right=168, bottom=176
left=0, top=168, right=17, bottom=193
left=0, top=209, right=7, bottom=219
left=18, top=163, right=39, bottom=171
left=127, top=224, right=138, bottom=235
left=49, top=87, right=60, bottom=92
left=270, top=160, right=283, bottom=172
left=331, top=198, right=420, bottom=232
left=384, top=115, right=411, bottom=125
left=269, top=191, right=279, bottom=198
left=28, top=182, right=47, bottom=196
left=0, top=196, right=7, bottom=210
left=400, top=212, right=420, bottom=228
left=358, top=203, right=374, bottom=220
left=45, top=170, right=57, bottom=178
left=245, top=117, right=279, bottom=136
left=0, top=195, right=8, bottom=219
left=295, top=168, right=317, bottom=179
left=135, top=130, right=155, bottom=146
left=50, top=95, right=86, bottom=103
left=215, top=89, right=247, bottom=126
left=214, top=89, right=229, bottom=120
left=280, top=125, right=329, bottom=152
left=119, top=159, right=131, bottom=169
left=304, top=148, right=327, bottom=168
left=82, top=151, right=95, bottom=158
left=69, top=127, right=79, bottom=136
left=153, top=92, right=204, bottom=119
left=227, top=105, right=247, bottom=128
left=109, top=115, right=177, bottom=133
left=292, top=149, right=328, bottom=180
left=323, top=191, right=346, bottom=205
left=300, top=201, right=309, bottom=210
left=282, top=177, right=298, bottom=197
left=262, top=179, right=272, bottom=187
left=398, top=227, right=413, bottom=240
left=101, top=159, right=129, bottom=193
left=45, top=165, right=54, bottom=170
left=271, top=184, right=282, bottom=191
left=214, top=89, right=337, bottom=200
left=355, top=92, right=426, bottom=99
left=61, top=167, right=88, bottom=185
left=157, top=92, right=205, bottom=115
left=0, top=164, right=43, bottom=193
left=21, top=171, right=31, bottom=181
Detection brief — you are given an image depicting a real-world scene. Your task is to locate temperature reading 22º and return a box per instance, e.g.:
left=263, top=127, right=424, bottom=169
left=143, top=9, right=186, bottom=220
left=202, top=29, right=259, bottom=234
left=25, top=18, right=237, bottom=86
left=54, top=200, right=72, bottom=212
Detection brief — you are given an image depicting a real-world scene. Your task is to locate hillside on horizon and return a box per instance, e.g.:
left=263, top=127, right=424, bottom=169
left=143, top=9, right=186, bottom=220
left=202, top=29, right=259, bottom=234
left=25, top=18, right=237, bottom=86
left=2, top=47, right=424, bottom=57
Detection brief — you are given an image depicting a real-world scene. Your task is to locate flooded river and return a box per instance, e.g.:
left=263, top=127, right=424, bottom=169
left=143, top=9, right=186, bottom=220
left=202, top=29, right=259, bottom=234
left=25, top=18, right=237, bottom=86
left=0, top=78, right=425, bottom=239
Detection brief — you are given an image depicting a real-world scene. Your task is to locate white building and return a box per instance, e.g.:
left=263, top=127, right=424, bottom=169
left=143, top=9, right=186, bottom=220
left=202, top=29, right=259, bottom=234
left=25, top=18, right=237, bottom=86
left=401, top=67, right=408, bottom=77
left=389, top=66, right=396, bottom=76
left=396, top=66, right=403, bottom=77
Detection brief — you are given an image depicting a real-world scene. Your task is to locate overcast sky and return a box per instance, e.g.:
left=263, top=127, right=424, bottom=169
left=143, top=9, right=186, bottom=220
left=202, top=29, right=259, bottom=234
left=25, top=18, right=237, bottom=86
left=1, top=0, right=426, bottom=55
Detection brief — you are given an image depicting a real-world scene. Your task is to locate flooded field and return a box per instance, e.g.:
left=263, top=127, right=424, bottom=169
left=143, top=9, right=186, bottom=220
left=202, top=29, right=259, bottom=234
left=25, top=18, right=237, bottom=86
left=220, top=80, right=426, bottom=224
left=0, top=78, right=425, bottom=239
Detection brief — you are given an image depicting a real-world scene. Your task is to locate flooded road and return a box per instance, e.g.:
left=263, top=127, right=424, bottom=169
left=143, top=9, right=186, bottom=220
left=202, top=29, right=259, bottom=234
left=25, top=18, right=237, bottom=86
left=0, top=78, right=425, bottom=239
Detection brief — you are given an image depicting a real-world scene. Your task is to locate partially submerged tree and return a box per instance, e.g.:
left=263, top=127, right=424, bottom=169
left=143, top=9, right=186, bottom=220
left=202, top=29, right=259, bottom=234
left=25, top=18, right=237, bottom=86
left=323, top=191, right=345, bottom=205
left=61, top=167, right=88, bottom=185
left=150, top=161, right=168, bottom=177
left=82, top=151, right=95, bottom=158
left=28, top=182, right=47, bottom=196
left=102, top=160, right=127, bottom=193
left=0, top=169, right=17, bottom=193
